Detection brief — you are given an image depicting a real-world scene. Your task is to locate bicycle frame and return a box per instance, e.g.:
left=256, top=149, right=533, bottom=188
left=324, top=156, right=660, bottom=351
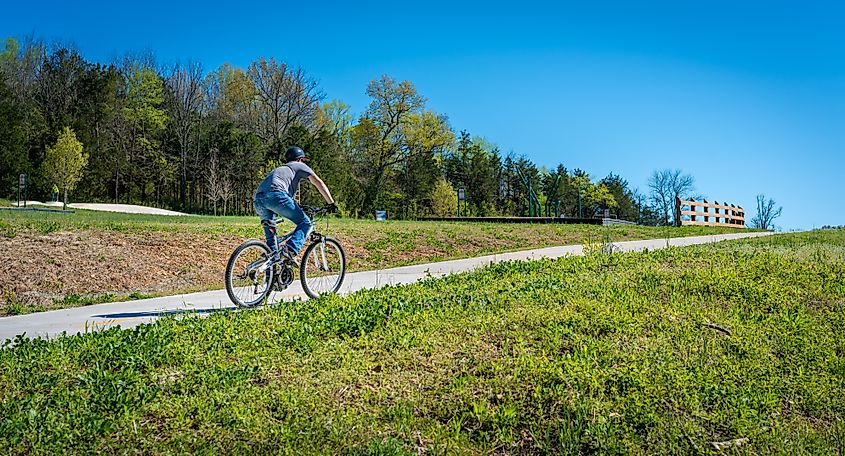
left=251, top=229, right=296, bottom=275
left=255, top=220, right=327, bottom=275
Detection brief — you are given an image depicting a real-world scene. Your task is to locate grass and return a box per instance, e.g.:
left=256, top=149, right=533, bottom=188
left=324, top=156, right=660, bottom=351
left=0, top=208, right=749, bottom=268
left=1, top=229, right=842, bottom=453
left=0, top=206, right=741, bottom=238
left=0, top=208, right=750, bottom=315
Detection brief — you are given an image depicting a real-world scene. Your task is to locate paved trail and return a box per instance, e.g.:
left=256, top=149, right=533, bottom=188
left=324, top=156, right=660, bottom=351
left=0, top=232, right=772, bottom=342
left=18, top=202, right=188, bottom=216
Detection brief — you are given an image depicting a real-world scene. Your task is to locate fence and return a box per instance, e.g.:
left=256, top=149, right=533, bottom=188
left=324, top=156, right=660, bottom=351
left=675, top=197, right=745, bottom=228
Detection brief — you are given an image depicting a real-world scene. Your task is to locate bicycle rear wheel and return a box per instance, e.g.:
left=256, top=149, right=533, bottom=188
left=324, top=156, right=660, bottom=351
left=300, top=237, right=346, bottom=299
left=225, top=240, right=274, bottom=308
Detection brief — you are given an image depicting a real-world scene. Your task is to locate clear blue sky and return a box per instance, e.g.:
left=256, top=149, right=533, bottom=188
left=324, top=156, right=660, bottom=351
left=3, top=0, right=843, bottom=230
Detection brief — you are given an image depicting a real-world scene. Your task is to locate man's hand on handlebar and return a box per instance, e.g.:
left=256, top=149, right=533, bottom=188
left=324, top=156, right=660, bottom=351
left=300, top=203, right=338, bottom=215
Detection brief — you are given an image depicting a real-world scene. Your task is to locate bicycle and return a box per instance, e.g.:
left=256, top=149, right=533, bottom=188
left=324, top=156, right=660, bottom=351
left=225, top=204, right=346, bottom=307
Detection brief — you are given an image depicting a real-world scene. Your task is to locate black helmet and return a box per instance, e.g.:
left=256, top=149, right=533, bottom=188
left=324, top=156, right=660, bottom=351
left=284, top=146, right=308, bottom=162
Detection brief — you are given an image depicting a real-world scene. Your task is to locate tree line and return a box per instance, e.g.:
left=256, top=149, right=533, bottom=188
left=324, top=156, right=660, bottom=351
left=2, top=36, right=710, bottom=224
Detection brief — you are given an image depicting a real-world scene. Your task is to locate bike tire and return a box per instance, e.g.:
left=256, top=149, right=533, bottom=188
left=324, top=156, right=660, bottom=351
left=225, top=240, right=274, bottom=308
left=299, top=237, right=346, bottom=299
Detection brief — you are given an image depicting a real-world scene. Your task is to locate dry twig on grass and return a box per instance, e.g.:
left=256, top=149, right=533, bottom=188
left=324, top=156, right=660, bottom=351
left=703, top=322, right=732, bottom=336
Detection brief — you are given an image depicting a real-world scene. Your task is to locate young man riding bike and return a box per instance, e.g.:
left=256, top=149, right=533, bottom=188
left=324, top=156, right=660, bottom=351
left=253, top=146, right=337, bottom=261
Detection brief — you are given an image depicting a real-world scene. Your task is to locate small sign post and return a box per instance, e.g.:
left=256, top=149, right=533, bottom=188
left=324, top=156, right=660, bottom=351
left=18, top=173, right=27, bottom=208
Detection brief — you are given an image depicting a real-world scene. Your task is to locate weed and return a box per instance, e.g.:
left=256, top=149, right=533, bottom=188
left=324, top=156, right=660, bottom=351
left=34, top=220, right=60, bottom=234
left=0, top=219, right=15, bottom=238
left=2, top=290, right=23, bottom=315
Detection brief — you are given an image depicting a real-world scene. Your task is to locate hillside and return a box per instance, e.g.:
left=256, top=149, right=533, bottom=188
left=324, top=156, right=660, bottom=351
left=0, top=209, right=739, bottom=315
left=1, top=229, right=842, bottom=453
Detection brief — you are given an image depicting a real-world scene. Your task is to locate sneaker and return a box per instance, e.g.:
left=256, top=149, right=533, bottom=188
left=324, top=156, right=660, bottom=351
left=279, top=245, right=297, bottom=262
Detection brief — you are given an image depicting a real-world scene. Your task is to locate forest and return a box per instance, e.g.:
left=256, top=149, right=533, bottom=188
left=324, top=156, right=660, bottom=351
left=0, top=37, right=671, bottom=223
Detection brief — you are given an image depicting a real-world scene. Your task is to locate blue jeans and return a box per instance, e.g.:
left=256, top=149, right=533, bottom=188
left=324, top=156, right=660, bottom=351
left=253, top=192, right=312, bottom=255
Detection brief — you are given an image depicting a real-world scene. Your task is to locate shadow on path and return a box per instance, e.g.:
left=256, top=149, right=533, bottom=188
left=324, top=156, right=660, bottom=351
left=93, top=307, right=232, bottom=319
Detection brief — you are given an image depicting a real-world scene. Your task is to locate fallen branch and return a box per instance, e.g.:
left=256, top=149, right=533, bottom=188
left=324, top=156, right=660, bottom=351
left=703, top=322, right=732, bottom=336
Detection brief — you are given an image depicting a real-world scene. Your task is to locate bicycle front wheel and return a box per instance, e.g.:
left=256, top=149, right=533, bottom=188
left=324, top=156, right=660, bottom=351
left=225, top=240, right=274, bottom=308
left=300, top=237, right=346, bottom=299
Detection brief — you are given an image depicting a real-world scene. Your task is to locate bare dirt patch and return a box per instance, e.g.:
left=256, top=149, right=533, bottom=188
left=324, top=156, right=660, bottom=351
left=0, top=230, right=243, bottom=313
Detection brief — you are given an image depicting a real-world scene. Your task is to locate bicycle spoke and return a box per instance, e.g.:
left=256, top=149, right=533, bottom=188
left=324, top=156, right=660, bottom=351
left=301, top=238, right=345, bottom=298
left=226, top=242, right=272, bottom=307
left=320, top=242, right=328, bottom=271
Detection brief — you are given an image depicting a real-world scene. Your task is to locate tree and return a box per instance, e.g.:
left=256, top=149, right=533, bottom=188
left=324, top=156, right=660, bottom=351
left=466, top=143, right=498, bottom=216
left=206, top=63, right=257, bottom=131
left=166, top=61, right=204, bottom=209
left=41, top=126, right=87, bottom=209
left=648, top=169, right=695, bottom=226
left=540, top=165, right=567, bottom=216
left=219, top=174, right=234, bottom=216
left=570, top=171, right=592, bottom=218
left=2, top=35, right=676, bottom=219
left=750, top=194, right=782, bottom=230
left=430, top=178, right=457, bottom=216
left=121, top=63, right=168, bottom=203
left=220, top=126, right=264, bottom=215
left=400, top=110, right=454, bottom=215
left=205, top=148, right=222, bottom=215
left=1, top=37, right=49, bottom=187
left=584, top=183, right=617, bottom=216
left=600, top=173, right=637, bottom=220
left=502, top=155, right=541, bottom=216
left=247, top=57, right=323, bottom=150
left=317, top=99, right=354, bottom=149
left=352, top=75, right=426, bottom=213
left=34, top=47, right=89, bottom=136
left=443, top=132, right=500, bottom=216
left=0, top=77, right=27, bottom=196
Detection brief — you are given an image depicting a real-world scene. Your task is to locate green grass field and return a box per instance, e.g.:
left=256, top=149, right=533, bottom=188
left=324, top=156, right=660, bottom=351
left=1, top=229, right=842, bottom=454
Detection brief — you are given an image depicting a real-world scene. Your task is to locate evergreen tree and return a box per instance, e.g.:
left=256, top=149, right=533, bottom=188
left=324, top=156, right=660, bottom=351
left=600, top=173, right=637, bottom=220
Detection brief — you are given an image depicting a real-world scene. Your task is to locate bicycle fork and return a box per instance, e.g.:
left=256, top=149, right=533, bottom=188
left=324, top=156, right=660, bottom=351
left=309, top=232, right=330, bottom=272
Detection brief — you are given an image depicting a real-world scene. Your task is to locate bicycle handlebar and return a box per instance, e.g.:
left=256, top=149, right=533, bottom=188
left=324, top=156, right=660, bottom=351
left=301, top=204, right=336, bottom=216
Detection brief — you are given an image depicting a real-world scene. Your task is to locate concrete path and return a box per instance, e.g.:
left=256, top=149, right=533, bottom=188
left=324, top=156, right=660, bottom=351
left=15, top=202, right=188, bottom=216
left=0, top=231, right=773, bottom=342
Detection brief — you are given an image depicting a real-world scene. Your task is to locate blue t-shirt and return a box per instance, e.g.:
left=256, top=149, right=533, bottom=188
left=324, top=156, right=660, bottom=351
left=256, top=162, right=315, bottom=198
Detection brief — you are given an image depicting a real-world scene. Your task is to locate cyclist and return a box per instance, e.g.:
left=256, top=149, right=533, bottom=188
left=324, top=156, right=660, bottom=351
left=254, top=146, right=337, bottom=261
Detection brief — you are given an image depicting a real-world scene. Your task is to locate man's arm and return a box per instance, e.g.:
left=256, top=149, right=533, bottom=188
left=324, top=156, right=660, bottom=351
left=308, top=174, right=335, bottom=205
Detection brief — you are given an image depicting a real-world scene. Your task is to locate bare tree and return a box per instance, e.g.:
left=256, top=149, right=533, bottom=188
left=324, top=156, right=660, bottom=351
left=166, top=61, right=204, bottom=210
left=750, top=194, right=782, bottom=230
left=648, top=169, right=695, bottom=226
left=0, top=36, right=44, bottom=100
left=247, top=57, right=323, bottom=147
left=34, top=46, right=88, bottom=134
left=205, top=148, right=222, bottom=215
left=220, top=176, right=234, bottom=216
